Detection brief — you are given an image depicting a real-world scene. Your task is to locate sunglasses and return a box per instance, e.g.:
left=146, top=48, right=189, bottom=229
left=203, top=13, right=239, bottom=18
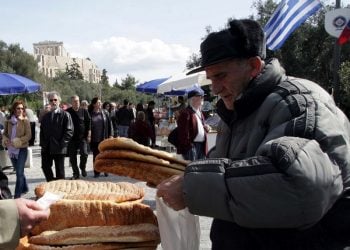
left=16, top=107, right=24, bottom=110
left=49, top=99, right=58, bottom=102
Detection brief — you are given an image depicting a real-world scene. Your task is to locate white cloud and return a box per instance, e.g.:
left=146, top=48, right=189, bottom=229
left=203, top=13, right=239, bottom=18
left=67, top=36, right=193, bottom=84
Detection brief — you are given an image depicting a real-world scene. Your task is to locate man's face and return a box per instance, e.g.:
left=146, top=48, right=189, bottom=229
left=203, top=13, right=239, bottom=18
left=205, top=59, right=252, bottom=110
left=49, top=94, right=60, bottom=110
left=190, top=96, right=203, bottom=109
left=71, top=97, right=80, bottom=110
left=110, top=103, right=116, bottom=110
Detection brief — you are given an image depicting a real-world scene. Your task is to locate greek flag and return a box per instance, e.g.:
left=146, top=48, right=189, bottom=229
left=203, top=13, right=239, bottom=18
left=264, top=0, right=322, bottom=50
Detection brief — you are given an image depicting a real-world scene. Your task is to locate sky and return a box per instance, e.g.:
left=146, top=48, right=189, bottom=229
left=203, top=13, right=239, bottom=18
left=1, top=0, right=258, bottom=84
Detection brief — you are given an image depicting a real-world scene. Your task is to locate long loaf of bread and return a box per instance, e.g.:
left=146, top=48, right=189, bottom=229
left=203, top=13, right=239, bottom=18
left=17, top=236, right=157, bottom=250
left=98, top=137, right=188, bottom=166
left=29, top=224, right=160, bottom=245
left=94, top=158, right=183, bottom=186
left=34, top=180, right=144, bottom=203
left=31, top=200, right=157, bottom=236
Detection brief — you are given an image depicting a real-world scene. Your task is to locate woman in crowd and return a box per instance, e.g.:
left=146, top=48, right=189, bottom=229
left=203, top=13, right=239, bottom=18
left=2, top=100, right=31, bottom=198
left=102, top=101, right=111, bottom=113
left=128, top=111, right=153, bottom=146
left=88, top=97, right=113, bottom=178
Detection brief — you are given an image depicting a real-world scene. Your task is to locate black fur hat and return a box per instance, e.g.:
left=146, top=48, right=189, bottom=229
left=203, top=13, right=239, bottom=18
left=187, top=19, right=266, bottom=75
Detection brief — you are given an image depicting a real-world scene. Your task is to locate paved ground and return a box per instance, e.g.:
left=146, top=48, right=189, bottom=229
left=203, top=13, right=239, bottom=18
left=3, top=145, right=213, bottom=249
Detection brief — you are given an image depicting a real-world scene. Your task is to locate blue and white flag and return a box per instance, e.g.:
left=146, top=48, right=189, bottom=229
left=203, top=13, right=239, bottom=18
left=264, top=0, right=322, bottom=50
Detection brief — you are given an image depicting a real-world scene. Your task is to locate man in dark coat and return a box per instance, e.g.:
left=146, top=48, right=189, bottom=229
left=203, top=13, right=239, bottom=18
left=40, top=91, right=73, bottom=181
left=66, top=95, right=91, bottom=179
left=116, top=99, right=134, bottom=137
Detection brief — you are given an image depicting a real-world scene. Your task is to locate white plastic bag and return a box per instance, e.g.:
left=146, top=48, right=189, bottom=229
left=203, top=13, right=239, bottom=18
left=156, top=196, right=200, bottom=250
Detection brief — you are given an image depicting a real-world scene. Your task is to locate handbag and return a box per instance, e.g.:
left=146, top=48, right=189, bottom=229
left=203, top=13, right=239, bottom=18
left=0, top=170, right=12, bottom=199
left=168, top=127, right=178, bottom=147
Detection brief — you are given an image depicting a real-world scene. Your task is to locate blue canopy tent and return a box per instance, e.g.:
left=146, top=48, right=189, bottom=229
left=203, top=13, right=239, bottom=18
left=163, top=84, right=204, bottom=118
left=136, top=77, right=169, bottom=94
left=163, top=84, right=204, bottom=96
left=0, top=73, right=41, bottom=95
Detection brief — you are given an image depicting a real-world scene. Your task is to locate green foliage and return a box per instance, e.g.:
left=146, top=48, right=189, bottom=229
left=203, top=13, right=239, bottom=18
left=101, top=69, right=109, bottom=85
left=0, top=40, right=45, bottom=108
left=120, top=74, right=137, bottom=90
left=186, top=53, right=201, bottom=69
left=65, top=58, right=83, bottom=80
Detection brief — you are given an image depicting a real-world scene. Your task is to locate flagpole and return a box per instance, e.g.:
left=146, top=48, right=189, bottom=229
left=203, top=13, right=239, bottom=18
left=332, top=0, right=341, bottom=104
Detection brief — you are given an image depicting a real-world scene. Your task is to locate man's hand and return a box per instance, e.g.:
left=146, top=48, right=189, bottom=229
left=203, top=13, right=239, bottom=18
left=157, top=175, right=186, bottom=211
left=204, top=124, right=211, bottom=133
left=15, top=198, right=50, bottom=237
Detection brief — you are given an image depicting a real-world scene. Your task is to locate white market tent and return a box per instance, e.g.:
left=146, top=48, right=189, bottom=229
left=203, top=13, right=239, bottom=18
left=156, top=71, right=211, bottom=94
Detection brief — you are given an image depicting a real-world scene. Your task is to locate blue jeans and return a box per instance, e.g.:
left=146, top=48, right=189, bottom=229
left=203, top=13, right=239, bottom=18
left=10, top=148, right=28, bottom=198
left=118, top=125, right=129, bottom=137
left=182, top=142, right=206, bottom=161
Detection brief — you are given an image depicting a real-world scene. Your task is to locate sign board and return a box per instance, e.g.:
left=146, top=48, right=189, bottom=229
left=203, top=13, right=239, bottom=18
left=325, top=8, right=350, bottom=38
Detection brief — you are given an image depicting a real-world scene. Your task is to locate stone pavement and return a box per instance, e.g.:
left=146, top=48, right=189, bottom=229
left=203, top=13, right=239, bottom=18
left=3, top=145, right=213, bottom=249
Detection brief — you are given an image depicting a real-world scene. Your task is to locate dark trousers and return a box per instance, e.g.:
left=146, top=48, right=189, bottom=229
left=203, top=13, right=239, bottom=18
left=29, top=122, right=36, bottom=146
left=41, top=151, right=65, bottom=182
left=210, top=197, right=350, bottom=250
left=90, top=141, right=100, bottom=176
left=68, top=139, right=88, bottom=178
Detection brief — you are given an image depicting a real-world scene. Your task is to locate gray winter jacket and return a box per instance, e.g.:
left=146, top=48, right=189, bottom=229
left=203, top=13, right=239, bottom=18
left=183, top=59, right=350, bottom=229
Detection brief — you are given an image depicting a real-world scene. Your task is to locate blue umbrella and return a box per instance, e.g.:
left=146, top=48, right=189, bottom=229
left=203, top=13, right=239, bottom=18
left=136, top=77, right=169, bottom=93
left=0, top=73, right=41, bottom=95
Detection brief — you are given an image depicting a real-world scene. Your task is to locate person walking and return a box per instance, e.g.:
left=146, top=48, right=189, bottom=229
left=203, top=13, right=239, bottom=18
left=116, top=99, right=134, bottom=137
left=24, top=107, right=36, bottom=146
left=145, top=101, right=156, bottom=148
left=157, top=19, right=350, bottom=249
left=66, top=95, right=91, bottom=179
left=176, top=89, right=209, bottom=160
left=110, top=102, right=118, bottom=137
left=2, top=100, right=31, bottom=198
left=40, top=91, right=74, bottom=181
left=88, top=97, right=113, bottom=178
left=128, top=111, right=153, bottom=146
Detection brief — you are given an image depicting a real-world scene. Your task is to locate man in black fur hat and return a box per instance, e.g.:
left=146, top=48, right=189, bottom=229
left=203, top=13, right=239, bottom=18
left=157, top=19, right=350, bottom=249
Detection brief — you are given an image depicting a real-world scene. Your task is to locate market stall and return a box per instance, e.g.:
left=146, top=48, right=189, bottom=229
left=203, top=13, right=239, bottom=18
left=0, top=72, right=41, bottom=170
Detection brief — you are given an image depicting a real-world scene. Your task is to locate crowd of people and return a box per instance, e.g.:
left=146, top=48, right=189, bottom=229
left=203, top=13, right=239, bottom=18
left=0, top=93, right=174, bottom=248
left=3, top=17, right=350, bottom=250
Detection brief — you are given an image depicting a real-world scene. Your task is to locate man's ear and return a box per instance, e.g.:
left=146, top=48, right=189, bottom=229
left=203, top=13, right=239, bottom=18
left=248, top=56, right=263, bottom=78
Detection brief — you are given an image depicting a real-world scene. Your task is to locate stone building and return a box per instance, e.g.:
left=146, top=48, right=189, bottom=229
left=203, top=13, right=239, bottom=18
left=33, top=41, right=101, bottom=83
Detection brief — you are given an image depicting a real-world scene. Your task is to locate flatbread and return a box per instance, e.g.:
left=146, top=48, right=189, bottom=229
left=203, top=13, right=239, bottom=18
left=96, top=150, right=185, bottom=171
left=94, top=158, right=183, bottom=186
left=98, top=137, right=188, bottom=166
left=31, top=200, right=157, bottom=236
left=29, top=224, right=160, bottom=245
left=34, top=180, right=144, bottom=204
left=17, top=235, right=157, bottom=250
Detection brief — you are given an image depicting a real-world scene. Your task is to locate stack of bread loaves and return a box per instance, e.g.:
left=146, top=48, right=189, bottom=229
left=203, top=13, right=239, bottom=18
left=17, top=180, right=160, bottom=250
left=94, top=137, right=189, bottom=186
